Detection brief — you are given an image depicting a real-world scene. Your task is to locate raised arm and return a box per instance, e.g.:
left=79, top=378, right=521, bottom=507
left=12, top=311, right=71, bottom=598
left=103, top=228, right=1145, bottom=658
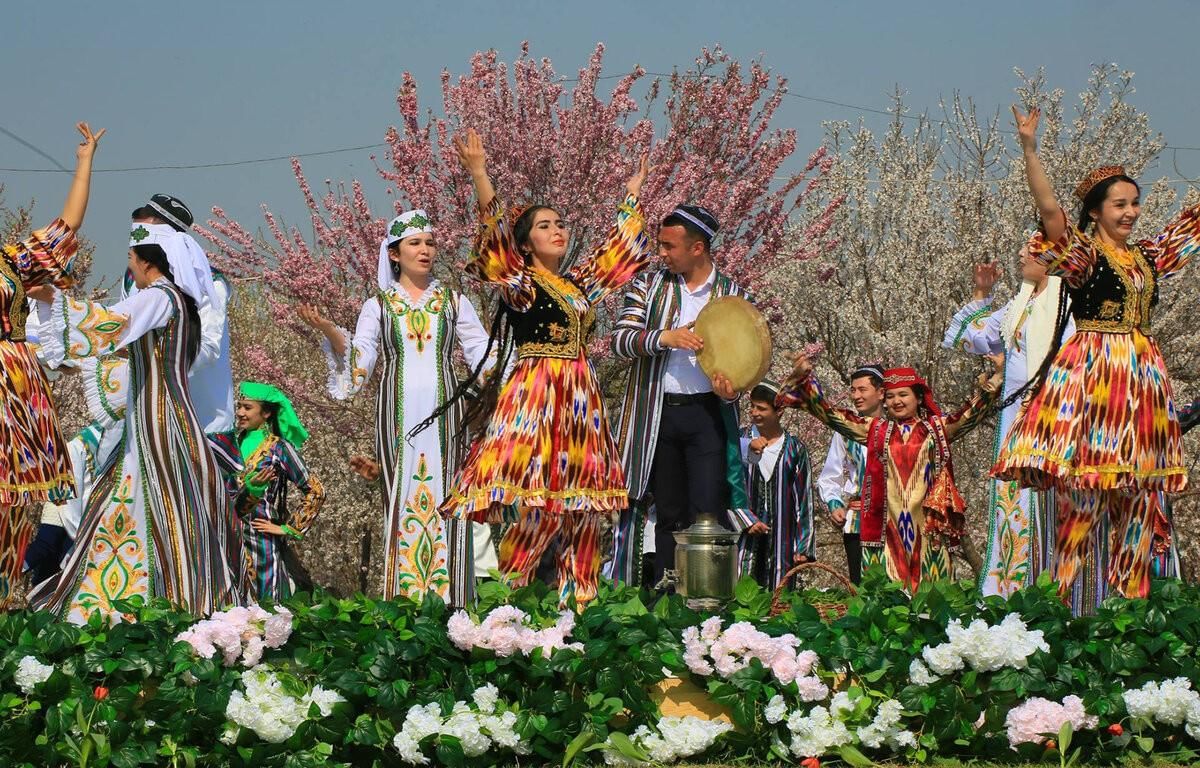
left=34, top=284, right=175, bottom=360
left=945, top=352, right=1005, bottom=442
left=1013, top=106, right=1065, bottom=243
left=568, top=155, right=653, bottom=304
left=303, top=300, right=382, bottom=400
left=1146, top=203, right=1200, bottom=278
left=942, top=263, right=1004, bottom=356
left=776, top=354, right=871, bottom=444
left=59, top=123, right=105, bottom=232
left=454, top=128, right=497, bottom=214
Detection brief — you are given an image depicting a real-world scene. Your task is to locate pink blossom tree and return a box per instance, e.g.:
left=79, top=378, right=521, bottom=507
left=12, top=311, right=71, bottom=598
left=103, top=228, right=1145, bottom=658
left=199, top=44, right=840, bottom=594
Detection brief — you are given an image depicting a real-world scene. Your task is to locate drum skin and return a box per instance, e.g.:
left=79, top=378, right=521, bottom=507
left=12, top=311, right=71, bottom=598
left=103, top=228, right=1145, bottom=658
left=694, top=295, right=772, bottom=391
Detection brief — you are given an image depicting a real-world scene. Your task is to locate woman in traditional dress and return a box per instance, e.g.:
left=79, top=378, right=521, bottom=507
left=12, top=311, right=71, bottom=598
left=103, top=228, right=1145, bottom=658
left=428, top=129, right=651, bottom=608
left=233, top=382, right=325, bottom=601
left=779, top=357, right=1004, bottom=590
left=29, top=222, right=245, bottom=623
left=942, top=242, right=1089, bottom=603
left=299, top=209, right=495, bottom=607
left=1, top=123, right=102, bottom=609
left=993, top=106, right=1200, bottom=600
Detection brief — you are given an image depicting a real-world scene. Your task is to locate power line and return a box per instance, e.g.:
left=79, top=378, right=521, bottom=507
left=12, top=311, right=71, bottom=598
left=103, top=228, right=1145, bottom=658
left=2, top=71, right=1199, bottom=174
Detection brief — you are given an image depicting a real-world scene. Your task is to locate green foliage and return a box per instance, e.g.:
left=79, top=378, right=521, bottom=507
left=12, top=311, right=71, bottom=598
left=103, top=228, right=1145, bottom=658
left=2, top=577, right=1199, bottom=766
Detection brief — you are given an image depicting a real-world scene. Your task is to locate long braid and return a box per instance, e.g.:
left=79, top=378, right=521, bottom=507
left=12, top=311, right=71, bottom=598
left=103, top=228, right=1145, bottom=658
left=408, top=302, right=514, bottom=442
left=999, top=281, right=1071, bottom=411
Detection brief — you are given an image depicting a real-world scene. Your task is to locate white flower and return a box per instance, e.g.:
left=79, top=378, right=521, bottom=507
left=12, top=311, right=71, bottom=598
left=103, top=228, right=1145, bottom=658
left=857, top=699, right=912, bottom=752
left=606, top=716, right=731, bottom=764
left=765, top=695, right=788, bottom=724
left=786, top=705, right=853, bottom=758
left=472, top=683, right=500, bottom=714
left=909, top=658, right=939, bottom=686
left=224, top=666, right=343, bottom=744
left=14, top=656, right=54, bottom=694
left=219, top=724, right=240, bottom=745
left=1123, top=678, right=1200, bottom=729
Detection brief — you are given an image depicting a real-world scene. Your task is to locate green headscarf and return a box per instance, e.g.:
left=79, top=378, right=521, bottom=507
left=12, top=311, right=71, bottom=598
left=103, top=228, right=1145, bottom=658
left=237, top=381, right=309, bottom=448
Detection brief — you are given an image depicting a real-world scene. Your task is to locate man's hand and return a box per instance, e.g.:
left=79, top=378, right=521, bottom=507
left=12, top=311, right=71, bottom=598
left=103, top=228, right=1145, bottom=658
left=748, top=436, right=768, bottom=453
left=747, top=521, right=769, bottom=536
left=829, top=506, right=847, bottom=527
left=660, top=326, right=703, bottom=351
left=711, top=372, right=737, bottom=401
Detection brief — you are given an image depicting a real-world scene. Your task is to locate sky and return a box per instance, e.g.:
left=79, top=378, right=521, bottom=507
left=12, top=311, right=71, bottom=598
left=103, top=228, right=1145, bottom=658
left=3, top=0, right=1198, bottom=281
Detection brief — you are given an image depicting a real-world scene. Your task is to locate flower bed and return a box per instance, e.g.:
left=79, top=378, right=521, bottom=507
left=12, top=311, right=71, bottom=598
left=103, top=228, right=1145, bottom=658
left=3, top=573, right=1200, bottom=767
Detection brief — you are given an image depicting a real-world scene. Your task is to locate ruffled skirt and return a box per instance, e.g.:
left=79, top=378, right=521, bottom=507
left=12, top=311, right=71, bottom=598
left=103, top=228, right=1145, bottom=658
left=0, top=341, right=73, bottom=506
left=441, top=355, right=628, bottom=521
left=993, top=330, right=1186, bottom=493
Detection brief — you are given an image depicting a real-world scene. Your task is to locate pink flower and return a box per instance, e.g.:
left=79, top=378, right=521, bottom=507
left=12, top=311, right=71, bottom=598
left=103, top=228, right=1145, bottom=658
left=1005, top=696, right=1098, bottom=748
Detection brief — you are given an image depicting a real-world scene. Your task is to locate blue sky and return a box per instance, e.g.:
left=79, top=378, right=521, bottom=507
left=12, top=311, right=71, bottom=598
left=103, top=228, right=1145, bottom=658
left=3, top=0, right=1198, bottom=280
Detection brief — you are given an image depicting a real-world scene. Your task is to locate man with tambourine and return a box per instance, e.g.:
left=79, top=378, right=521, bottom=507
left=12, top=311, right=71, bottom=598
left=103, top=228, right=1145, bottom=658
left=609, top=205, right=764, bottom=588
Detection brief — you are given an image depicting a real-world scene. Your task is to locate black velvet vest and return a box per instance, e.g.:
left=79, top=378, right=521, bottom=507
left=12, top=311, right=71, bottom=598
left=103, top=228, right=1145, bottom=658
left=509, top=272, right=596, bottom=359
left=1068, top=245, right=1157, bottom=334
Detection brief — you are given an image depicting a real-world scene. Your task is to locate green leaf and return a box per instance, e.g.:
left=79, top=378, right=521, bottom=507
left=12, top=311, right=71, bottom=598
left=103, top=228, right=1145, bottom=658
left=607, top=732, right=650, bottom=763
left=562, top=729, right=595, bottom=767
left=734, top=576, right=760, bottom=606
left=1057, top=720, right=1073, bottom=757
left=838, top=743, right=875, bottom=767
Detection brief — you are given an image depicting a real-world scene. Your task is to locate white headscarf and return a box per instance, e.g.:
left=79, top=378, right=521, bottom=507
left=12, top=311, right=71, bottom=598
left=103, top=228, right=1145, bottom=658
left=377, top=209, right=434, bottom=290
left=128, top=222, right=216, bottom=305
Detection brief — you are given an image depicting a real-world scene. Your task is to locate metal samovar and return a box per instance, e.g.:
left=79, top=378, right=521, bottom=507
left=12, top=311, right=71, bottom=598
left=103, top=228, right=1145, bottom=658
left=671, top=513, right=739, bottom=611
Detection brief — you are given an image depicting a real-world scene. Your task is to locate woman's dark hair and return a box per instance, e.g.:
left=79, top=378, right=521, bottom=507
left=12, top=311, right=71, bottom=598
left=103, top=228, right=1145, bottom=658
left=513, top=206, right=559, bottom=264
left=258, top=401, right=283, bottom=437
left=1076, top=174, right=1140, bottom=232
left=999, top=280, right=1072, bottom=411
left=386, top=242, right=402, bottom=279
left=130, top=206, right=187, bottom=233
left=131, top=243, right=202, bottom=364
left=409, top=301, right=515, bottom=442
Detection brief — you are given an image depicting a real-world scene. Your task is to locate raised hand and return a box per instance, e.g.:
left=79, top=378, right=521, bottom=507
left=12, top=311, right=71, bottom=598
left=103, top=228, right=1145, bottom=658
left=786, top=351, right=813, bottom=386
left=972, top=261, right=1000, bottom=299
left=626, top=152, right=651, bottom=198
left=297, top=303, right=328, bottom=331
left=74, top=122, right=106, bottom=163
left=1011, top=105, right=1040, bottom=151
left=453, top=128, right=487, bottom=176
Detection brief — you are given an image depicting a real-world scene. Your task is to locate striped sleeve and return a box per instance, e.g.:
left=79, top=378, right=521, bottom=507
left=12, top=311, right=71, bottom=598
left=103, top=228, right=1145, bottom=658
left=568, top=194, right=651, bottom=305
left=611, top=272, right=667, bottom=359
left=465, top=196, right=535, bottom=311
left=3, top=218, right=78, bottom=289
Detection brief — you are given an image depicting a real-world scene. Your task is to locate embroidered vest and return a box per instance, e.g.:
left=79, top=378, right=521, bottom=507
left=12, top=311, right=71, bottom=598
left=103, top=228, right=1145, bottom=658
left=509, top=272, right=596, bottom=359
left=1068, top=245, right=1158, bottom=334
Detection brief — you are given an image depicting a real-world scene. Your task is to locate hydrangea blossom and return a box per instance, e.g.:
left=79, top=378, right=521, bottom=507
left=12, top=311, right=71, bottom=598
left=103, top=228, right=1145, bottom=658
left=14, top=656, right=53, bottom=694
left=786, top=705, right=854, bottom=758
left=603, top=716, right=733, bottom=765
left=1123, top=678, right=1200, bottom=740
left=857, top=699, right=917, bottom=750
left=908, top=658, right=939, bottom=686
left=446, top=606, right=583, bottom=657
left=176, top=605, right=293, bottom=667
left=1005, top=695, right=1098, bottom=748
left=681, top=617, right=828, bottom=697
left=224, top=666, right=343, bottom=744
left=765, top=695, right=788, bottom=724
left=393, top=686, right=529, bottom=765
left=919, top=614, right=1048, bottom=676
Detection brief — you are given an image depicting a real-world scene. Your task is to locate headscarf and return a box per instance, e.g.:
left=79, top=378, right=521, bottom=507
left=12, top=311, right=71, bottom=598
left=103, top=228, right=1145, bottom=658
left=377, top=209, right=434, bottom=290
left=882, top=367, right=942, bottom=418
left=238, top=381, right=309, bottom=448
left=128, top=222, right=216, bottom=305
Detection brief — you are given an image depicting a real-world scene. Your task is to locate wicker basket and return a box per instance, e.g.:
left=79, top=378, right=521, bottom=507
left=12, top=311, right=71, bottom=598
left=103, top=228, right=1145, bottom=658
left=769, top=561, right=857, bottom=621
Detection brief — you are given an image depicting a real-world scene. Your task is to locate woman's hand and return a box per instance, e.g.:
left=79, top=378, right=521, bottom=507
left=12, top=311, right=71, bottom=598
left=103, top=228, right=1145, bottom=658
left=297, top=304, right=332, bottom=332
left=785, top=352, right=814, bottom=387
left=250, top=519, right=286, bottom=536
left=75, top=122, right=106, bottom=163
left=453, top=128, right=488, bottom=177
left=979, top=352, right=1006, bottom=393
left=972, top=261, right=999, bottom=300
left=349, top=455, right=382, bottom=482
left=626, top=152, right=650, bottom=198
left=25, top=284, right=56, bottom=304
left=1011, top=105, right=1040, bottom=152
left=246, top=464, right=276, bottom=488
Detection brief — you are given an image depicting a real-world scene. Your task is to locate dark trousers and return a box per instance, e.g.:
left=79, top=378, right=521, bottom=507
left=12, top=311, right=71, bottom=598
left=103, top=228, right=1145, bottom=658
left=24, top=523, right=70, bottom=585
left=650, top=394, right=729, bottom=585
left=843, top=533, right=862, bottom=584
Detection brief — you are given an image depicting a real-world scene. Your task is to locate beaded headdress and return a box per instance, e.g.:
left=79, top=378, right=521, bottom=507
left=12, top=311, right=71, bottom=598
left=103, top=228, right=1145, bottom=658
left=1074, top=165, right=1126, bottom=201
